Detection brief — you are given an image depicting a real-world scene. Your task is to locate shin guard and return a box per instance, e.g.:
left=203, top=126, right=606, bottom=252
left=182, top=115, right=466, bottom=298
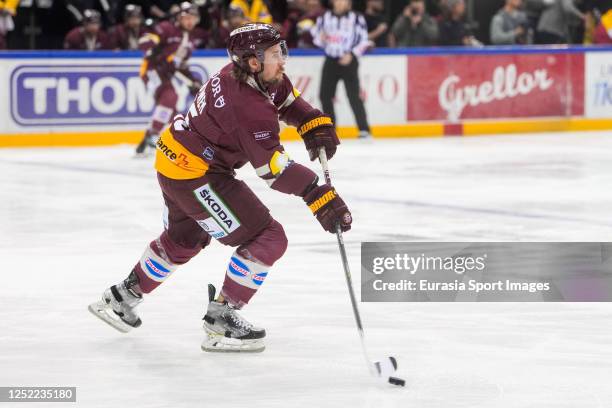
left=134, top=244, right=179, bottom=293
left=220, top=252, right=270, bottom=309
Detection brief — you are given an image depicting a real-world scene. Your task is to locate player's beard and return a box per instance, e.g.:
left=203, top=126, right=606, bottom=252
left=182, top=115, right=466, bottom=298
left=262, top=70, right=284, bottom=87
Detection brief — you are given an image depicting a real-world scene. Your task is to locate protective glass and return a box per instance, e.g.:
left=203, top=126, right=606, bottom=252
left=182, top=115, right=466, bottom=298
left=262, top=41, right=288, bottom=64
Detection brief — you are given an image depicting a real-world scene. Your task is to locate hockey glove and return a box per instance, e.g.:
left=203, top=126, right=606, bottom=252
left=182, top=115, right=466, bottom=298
left=297, top=115, right=339, bottom=161
left=304, top=184, right=352, bottom=233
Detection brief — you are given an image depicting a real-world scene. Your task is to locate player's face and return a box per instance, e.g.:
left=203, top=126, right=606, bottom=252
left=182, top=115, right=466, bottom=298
left=179, top=13, right=199, bottom=31
left=260, top=42, right=288, bottom=85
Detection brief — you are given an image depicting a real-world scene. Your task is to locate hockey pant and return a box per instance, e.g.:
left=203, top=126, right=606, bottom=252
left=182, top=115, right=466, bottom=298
left=132, top=172, right=288, bottom=308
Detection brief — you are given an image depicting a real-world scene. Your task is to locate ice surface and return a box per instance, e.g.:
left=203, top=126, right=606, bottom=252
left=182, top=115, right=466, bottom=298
left=1, top=131, right=611, bottom=407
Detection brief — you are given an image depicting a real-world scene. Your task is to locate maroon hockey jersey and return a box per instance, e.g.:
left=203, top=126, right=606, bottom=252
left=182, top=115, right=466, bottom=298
left=139, top=21, right=207, bottom=81
left=109, top=24, right=148, bottom=50
left=154, top=63, right=323, bottom=196
left=63, top=27, right=111, bottom=50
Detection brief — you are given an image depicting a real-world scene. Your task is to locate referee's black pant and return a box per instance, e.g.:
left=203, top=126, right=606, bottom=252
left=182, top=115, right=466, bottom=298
left=319, top=55, right=370, bottom=133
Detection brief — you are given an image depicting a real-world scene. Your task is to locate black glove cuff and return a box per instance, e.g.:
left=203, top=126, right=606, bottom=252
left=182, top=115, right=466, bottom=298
left=300, top=176, right=319, bottom=198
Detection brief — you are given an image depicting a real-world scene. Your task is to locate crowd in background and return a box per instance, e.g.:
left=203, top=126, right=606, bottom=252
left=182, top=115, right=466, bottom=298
left=1, top=0, right=611, bottom=50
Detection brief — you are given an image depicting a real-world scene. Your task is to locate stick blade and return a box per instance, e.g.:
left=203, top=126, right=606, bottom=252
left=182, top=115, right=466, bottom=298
left=373, top=356, right=398, bottom=377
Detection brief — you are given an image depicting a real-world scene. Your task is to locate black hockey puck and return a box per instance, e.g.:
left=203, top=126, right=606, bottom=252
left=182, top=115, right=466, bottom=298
left=388, top=376, right=405, bottom=387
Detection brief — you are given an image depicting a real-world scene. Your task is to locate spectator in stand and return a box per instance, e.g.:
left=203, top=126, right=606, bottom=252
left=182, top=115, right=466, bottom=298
left=427, top=0, right=446, bottom=19
left=580, top=0, right=612, bottom=43
left=525, top=0, right=547, bottom=35
left=64, top=9, right=111, bottom=50
left=229, top=0, right=273, bottom=23
left=535, top=0, right=585, bottom=44
left=164, top=2, right=209, bottom=48
left=438, top=0, right=480, bottom=45
left=0, top=0, right=18, bottom=49
left=490, top=0, right=530, bottom=44
left=266, top=0, right=288, bottom=29
left=388, top=0, right=438, bottom=46
left=210, top=5, right=247, bottom=48
left=109, top=4, right=146, bottom=49
left=116, top=0, right=154, bottom=22
left=365, top=0, right=388, bottom=47
left=593, top=7, right=612, bottom=43
left=295, top=0, right=324, bottom=47
left=64, top=0, right=121, bottom=27
left=280, top=0, right=306, bottom=48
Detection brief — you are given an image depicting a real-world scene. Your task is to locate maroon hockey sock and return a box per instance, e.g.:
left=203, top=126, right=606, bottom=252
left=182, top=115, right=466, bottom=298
left=219, top=220, right=287, bottom=307
left=133, top=231, right=201, bottom=293
left=220, top=252, right=268, bottom=309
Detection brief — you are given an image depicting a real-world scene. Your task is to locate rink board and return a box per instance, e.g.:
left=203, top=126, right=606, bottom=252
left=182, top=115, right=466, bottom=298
left=0, top=47, right=611, bottom=147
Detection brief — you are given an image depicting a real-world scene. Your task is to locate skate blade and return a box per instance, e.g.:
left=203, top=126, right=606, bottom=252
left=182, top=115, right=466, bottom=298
left=201, top=327, right=265, bottom=353
left=88, top=300, right=133, bottom=334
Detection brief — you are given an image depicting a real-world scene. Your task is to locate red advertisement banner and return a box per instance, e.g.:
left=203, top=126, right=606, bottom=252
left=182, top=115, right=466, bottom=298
left=407, top=53, right=584, bottom=122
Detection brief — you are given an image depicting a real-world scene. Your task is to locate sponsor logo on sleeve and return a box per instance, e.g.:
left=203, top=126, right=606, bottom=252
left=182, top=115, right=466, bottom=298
left=253, top=130, right=272, bottom=141
left=203, top=146, right=215, bottom=161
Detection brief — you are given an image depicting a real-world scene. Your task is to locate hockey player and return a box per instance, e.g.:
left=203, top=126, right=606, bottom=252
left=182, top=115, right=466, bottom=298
left=90, top=23, right=352, bottom=353
left=109, top=4, right=146, bottom=50
left=64, top=9, right=111, bottom=50
left=135, top=1, right=203, bottom=156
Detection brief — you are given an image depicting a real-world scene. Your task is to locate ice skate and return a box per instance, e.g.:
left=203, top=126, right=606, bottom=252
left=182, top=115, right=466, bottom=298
left=88, top=272, right=143, bottom=333
left=358, top=130, right=372, bottom=140
left=201, top=285, right=266, bottom=353
left=134, top=131, right=158, bottom=158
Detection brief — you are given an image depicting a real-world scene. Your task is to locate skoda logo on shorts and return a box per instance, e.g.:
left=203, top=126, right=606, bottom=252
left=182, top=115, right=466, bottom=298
left=194, top=184, right=241, bottom=235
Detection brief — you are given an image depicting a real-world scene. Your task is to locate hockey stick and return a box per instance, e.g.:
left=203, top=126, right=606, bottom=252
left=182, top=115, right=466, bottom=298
left=174, top=71, right=194, bottom=88
left=318, top=147, right=404, bottom=386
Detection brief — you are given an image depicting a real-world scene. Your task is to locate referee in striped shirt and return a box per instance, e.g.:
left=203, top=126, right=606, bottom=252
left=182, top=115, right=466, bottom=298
left=311, top=0, right=371, bottom=139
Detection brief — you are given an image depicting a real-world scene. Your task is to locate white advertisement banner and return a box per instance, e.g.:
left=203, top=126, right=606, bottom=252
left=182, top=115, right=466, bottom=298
left=285, top=55, right=407, bottom=126
left=585, top=52, right=612, bottom=118
left=0, top=53, right=407, bottom=136
left=0, top=56, right=226, bottom=135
